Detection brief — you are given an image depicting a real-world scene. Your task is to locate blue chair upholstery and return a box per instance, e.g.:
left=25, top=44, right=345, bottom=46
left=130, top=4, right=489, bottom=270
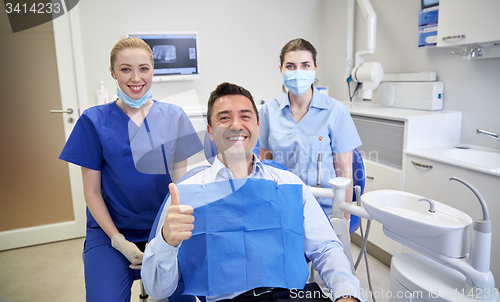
left=203, top=131, right=217, bottom=165
left=253, top=140, right=261, bottom=158
left=349, top=148, right=365, bottom=233
left=260, top=159, right=288, bottom=171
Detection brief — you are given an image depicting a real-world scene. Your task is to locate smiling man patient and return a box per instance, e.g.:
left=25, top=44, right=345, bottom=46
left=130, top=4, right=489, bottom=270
left=141, top=82, right=364, bottom=302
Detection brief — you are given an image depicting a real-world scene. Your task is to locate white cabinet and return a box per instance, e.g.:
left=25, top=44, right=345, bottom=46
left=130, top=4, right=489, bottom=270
left=361, top=161, right=402, bottom=256
left=345, top=102, right=462, bottom=256
left=364, top=161, right=401, bottom=192
left=404, top=154, right=500, bottom=282
left=351, top=114, right=405, bottom=255
left=388, top=274, right=413, bottom=302
left=437, top=0, right=500, bottom=47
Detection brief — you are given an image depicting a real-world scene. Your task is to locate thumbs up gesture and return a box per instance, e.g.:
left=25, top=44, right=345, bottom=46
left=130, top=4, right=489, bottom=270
left=162, top=183, right=194, bottom=247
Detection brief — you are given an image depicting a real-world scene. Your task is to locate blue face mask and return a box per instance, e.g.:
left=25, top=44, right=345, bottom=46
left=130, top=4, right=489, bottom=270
left=282, top=70, right=316, bottom=96
left=117, top=87, right=152, bottom=109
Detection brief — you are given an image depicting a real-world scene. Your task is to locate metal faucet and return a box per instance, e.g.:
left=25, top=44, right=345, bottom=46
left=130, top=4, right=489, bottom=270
left=476, top=129, right=500, bottom=143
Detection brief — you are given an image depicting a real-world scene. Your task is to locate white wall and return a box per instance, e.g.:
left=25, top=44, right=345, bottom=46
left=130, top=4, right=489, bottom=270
left=322, top=0, right=500, bottom=150
left=77, top=0, right=324, bottom=110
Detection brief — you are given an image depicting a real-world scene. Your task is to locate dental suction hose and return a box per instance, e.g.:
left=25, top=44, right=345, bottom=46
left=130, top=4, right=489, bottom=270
left=316, top=137, right=323, bottom=188
left=354, top=185, right=362, bottom=206
left=316, top=153, right=322, bottom=188
left=449, top=177, right=492, bottom=274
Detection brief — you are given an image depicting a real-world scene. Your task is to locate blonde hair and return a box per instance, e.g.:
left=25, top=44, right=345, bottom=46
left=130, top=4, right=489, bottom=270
left=110, top=37, right=154, bottom=72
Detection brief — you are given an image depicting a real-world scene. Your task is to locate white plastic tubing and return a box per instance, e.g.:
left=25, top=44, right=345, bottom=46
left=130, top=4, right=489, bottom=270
left=346, top=0, right=378, bottom=74
left=345, top=0, right=355, bottom=78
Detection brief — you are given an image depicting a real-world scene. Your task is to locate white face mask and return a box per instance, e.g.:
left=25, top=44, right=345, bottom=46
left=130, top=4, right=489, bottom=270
left=282, top=70, right=316, bottom=95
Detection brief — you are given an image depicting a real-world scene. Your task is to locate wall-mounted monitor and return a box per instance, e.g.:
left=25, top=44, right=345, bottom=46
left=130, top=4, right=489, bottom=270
left=421, top=0, right=438, bottom=9
left=126, top=31, right=200, bottom=82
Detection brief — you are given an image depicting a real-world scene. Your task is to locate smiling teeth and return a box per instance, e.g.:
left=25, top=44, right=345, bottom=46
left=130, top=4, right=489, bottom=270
left=227, top=136, right=245, bottom=141
left=130, top=86, right=142, bottom=91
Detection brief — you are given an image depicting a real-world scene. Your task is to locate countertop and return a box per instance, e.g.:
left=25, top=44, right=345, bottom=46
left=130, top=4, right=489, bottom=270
left=406, top=144, right=500, bottom=177
left=341, top=101, right=459, bottom=121
left=183, top=106, right=207, bottom=117
left=341, top=101, right=500, bottom=177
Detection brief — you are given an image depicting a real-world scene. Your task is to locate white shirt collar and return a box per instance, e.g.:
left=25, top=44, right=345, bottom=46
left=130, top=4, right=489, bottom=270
left=209, top=154, right=265, bottom=182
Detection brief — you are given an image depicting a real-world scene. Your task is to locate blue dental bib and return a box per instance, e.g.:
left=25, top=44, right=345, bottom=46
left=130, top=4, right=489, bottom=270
left=177, top=178, right=309, bottom=297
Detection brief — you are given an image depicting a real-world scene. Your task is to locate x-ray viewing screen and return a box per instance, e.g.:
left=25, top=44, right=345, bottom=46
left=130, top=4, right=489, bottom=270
left=421, top=0, right=438, bottom=8
left=127, top=32, right=200, bottom=82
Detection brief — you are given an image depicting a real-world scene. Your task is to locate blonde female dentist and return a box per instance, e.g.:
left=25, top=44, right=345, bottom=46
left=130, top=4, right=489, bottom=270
left=59, top=37, right=202, bottom=301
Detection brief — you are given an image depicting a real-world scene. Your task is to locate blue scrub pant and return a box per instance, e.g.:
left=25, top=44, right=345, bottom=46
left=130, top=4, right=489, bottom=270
left=83, top=241, right=142, bottom=301
left=83, top=240, right=195, bottom=302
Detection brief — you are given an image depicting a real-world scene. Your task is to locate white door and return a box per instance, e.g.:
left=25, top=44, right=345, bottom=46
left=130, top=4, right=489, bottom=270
left=0, top=9, right=85, bottom=250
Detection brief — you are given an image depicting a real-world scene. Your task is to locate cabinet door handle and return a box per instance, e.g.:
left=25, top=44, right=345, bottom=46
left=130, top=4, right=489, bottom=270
left=412, top=161, right=433, bottom=169
left=366, top=176, right=375, bottom=180
left=442, top=34, right=466, bottom=41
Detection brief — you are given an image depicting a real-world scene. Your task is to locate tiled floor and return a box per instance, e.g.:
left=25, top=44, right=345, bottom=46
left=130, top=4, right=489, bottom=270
left=0, top=237, right=390, bottom=302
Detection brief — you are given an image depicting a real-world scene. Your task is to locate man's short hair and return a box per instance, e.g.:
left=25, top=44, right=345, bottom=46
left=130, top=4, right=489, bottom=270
left=206, top=82, right=259, bottom=126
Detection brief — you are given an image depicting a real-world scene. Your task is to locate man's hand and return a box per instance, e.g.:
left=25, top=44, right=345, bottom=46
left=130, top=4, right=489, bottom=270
left=162, top=183, right=194, bottom=247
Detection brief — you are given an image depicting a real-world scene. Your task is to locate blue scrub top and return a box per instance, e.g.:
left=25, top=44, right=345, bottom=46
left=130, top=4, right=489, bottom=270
left=259, top=87, right=361, bottom=209
left=60, top=100, right=203, bottom=243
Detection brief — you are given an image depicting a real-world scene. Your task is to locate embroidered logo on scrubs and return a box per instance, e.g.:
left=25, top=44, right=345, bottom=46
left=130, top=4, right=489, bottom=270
left=177, top=178, right=309, bottom=297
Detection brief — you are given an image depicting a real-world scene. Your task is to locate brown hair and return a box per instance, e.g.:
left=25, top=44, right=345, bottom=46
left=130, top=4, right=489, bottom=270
left=207, top=82, right=259, bottom=126
left=109, top=37, right=154, bottom=72
left=279, top=38, right=317, bottom=67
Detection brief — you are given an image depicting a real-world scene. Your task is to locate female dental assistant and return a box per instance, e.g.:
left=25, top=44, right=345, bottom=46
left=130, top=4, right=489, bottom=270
left=59, top=37, right=203, bottom=301
left=259, top=38, right=361, bottom=217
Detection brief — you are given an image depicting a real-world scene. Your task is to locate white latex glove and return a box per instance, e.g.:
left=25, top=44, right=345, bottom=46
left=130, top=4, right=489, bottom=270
left=111, top=233, right=143, bottom=270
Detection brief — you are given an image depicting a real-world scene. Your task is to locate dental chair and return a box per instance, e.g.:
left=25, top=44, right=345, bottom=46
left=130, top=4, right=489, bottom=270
left=144, top=133, right=365, bottom=301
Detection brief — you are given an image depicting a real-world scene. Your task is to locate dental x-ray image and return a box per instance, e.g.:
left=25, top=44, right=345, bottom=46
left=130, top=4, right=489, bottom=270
left=153, top=45, right=177, bottom=63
